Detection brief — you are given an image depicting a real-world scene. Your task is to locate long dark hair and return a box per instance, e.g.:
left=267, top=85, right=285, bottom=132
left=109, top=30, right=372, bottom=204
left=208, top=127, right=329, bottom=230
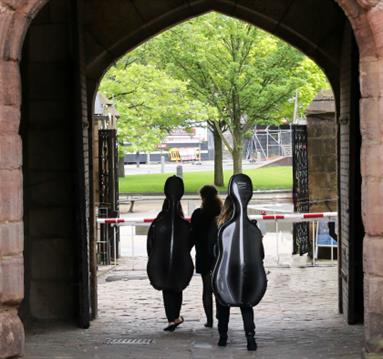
left=217, top=196, right=233, bottom=227
left=199, top=185, right=222, bottom=217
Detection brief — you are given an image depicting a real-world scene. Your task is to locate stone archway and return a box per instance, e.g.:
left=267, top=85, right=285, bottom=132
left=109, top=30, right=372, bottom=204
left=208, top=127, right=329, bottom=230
left=0, top=0, right=383, bottom=357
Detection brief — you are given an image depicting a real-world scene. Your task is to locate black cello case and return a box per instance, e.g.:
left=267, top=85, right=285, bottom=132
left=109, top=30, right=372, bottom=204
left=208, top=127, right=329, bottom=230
left=212, top=174, right=267, bottom=307
left=147, top=176, right=194, bottom=292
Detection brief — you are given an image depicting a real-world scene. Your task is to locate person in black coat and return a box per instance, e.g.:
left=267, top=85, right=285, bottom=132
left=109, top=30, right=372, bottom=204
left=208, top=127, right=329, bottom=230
left=147, top=176, right=194, bottom=332
left=191, top=185, right=222, bottom=328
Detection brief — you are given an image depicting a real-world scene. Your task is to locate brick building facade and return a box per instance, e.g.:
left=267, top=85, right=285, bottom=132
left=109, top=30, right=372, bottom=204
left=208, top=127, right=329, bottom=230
left=0, top=0, right=383, bottom=358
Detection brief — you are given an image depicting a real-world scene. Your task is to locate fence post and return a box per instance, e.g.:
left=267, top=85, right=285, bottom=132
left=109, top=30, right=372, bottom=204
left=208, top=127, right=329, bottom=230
left=176, top=165, right=183, bottom=178
left=113, top=225, right=117, bottom=266
left=275, top=220, right=279, bottom=265
left=161, top=155, right=165, bottom=173
left=312, top=221, right=316, bottom=266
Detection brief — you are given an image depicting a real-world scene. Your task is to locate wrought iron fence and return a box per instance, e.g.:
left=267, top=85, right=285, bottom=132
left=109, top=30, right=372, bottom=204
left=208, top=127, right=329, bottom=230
left=292, top=125, right=310, bottom=255
left=98, top=129, right=120, bottom=265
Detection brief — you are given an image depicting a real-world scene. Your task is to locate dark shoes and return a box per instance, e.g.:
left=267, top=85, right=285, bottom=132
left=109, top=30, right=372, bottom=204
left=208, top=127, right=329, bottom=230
left=217, top=335, right=227, bottom=347
left=164, top=316, right=184, bottom=332
left=217, top=334, right=257, bottom=350
left=246, top=336, right=257, bottom=351
left=204, top=321, right=213, bottom=328
left=163, top=323, right=176, bottom=332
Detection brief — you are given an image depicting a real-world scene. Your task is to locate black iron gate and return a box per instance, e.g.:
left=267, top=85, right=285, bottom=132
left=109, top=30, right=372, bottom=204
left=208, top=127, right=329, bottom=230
left=292, top=125, right=310, bottom=255
left=98, top=129, right=120, bottom=265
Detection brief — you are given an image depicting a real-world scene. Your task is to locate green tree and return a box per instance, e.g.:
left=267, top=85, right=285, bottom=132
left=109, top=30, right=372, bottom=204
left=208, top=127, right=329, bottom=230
left=100, top=61, right=210, bottom=155
left=136, top=13, right=329, bottom=174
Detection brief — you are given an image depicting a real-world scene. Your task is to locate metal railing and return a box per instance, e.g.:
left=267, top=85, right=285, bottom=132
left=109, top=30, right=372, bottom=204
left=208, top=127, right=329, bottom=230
left=246, top=127, right=292, bottom=161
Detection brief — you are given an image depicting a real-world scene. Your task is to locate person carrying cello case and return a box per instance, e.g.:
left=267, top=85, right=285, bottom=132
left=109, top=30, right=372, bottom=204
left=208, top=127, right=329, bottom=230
left=147, top=176, right=194, bottom=332
left=212, top=174, right=267, bottom=351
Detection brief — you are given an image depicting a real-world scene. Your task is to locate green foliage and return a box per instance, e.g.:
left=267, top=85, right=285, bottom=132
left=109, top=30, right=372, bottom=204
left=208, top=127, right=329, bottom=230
left=278, top=58, right=330, bottom=120
left=100, top=12, right=329, bottom=169
left=99, top=62, right=212, bottom=153
left=119, top=166, right=292, bottom=194
left=132, top=13, right=329, bottom=171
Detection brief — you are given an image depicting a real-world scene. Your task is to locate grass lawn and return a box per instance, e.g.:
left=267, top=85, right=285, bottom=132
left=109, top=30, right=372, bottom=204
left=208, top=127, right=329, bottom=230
left=119, top=166, right=292, bottom=194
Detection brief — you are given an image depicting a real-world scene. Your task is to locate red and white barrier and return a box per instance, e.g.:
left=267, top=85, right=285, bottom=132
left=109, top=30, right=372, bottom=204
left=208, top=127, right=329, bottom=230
left=253, top=212, right=337, bottom=221
left=97, top=211, right=338, bottom=266
left=97, top=212, right=337, bottom=225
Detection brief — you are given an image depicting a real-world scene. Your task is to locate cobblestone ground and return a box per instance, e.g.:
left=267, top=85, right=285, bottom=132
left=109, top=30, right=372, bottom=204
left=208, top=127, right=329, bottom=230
left=25, top=258, right=363, bottom=359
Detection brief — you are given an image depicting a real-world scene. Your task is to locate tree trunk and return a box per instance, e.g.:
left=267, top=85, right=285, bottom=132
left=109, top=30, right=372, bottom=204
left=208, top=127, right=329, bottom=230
left=232, top=122, right=243, bottom=174
left=232, top=126, right=243, bottom=174
left=232, top=146, right=243, bottom=174
left=118, top=157, right=125, bottom=177
left=213, top=127, right=224, bottom=186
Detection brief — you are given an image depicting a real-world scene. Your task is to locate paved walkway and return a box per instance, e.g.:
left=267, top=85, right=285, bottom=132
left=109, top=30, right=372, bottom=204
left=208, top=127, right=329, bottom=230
left=25, top=259, right=363, bottom=358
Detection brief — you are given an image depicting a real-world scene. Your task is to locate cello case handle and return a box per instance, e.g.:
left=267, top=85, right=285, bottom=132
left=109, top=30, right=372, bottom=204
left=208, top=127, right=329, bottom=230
left=212, top=174, right=267, bottom=307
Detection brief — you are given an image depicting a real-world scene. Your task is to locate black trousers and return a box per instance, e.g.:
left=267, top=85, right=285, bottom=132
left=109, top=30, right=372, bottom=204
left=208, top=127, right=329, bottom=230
left=201, top=273, right=213, bottom=324
left=216, top=302, right=255, bottom=337
left=162, top=290, right=182, bottom=322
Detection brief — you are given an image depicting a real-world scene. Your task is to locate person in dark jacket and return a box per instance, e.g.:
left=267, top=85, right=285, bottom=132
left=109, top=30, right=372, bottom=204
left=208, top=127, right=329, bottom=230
left=147, top=200, right=184, bottom=331
left=191, top=185, right=222, bottom=328
left=147, top=176, right=194, bottom=332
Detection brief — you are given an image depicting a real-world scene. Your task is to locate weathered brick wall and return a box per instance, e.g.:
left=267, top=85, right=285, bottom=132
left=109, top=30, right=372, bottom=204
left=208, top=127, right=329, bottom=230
left=356, top=4, right=383, bottom=355
left=338, top=1, right=383, bottom=354
left=0, top=1, right=47, bottom=357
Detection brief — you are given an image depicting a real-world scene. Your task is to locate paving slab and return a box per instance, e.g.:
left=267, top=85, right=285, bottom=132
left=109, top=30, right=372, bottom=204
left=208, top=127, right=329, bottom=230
left=25, top=259, right=363, bottom=358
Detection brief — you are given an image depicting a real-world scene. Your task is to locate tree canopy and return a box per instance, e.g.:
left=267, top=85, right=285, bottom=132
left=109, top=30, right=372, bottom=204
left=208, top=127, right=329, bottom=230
left=100, top=12, right=329, bottom=173
left=99, top=60, right=214, bottom=153
left=131, top=13, right=329, bottom=172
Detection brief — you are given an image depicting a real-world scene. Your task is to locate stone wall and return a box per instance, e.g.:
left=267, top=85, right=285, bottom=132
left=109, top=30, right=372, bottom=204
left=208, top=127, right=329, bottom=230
left=306, top=90, right=337, bottom=214
left=306, top=91, right=338, bottom=262
left=0, top=0, right=46, bottom=357
left=356, top=6, right=383, bottom=357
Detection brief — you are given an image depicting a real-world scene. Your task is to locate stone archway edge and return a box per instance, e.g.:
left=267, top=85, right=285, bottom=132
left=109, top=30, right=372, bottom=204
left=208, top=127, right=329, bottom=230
left=0, top=1, right=48, bottom=357
left=0, top=0, right=383, bottom=357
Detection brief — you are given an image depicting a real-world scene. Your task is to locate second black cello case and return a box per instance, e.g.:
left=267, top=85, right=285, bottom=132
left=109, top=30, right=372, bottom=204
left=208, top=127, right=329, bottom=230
left=212, top=174, right=267, bottom=307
